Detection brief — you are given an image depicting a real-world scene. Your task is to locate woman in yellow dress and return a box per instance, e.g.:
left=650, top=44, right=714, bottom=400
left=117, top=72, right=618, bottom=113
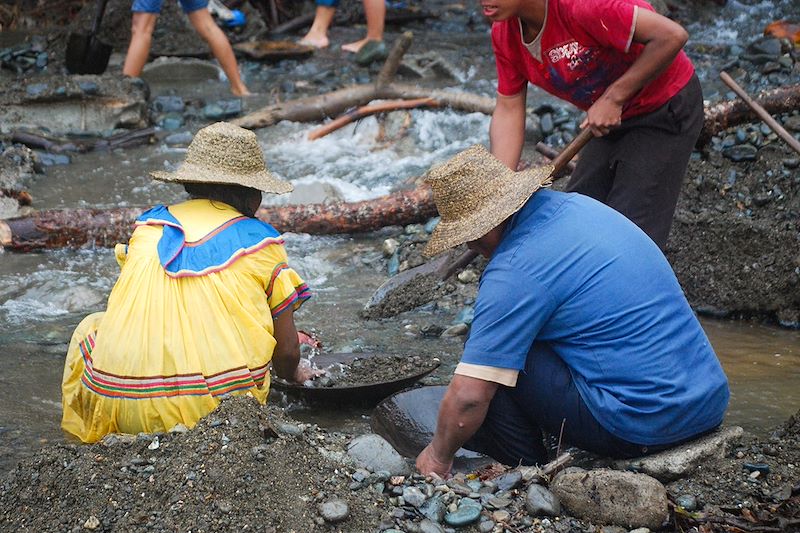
left=62, top=122, right=313, bottom=442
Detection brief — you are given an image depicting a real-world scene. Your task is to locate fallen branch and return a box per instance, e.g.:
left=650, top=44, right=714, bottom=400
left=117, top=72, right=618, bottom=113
left=307, top=97, right=438, bottom=140
left=517, top=452, right=573, bottom=484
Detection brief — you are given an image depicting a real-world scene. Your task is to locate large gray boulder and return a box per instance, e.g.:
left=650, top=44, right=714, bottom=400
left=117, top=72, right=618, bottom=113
left=550, top=468, right=668, bottom=530
left=346, top=433, right=411, bottom=476
left=0, top=75, right=148, bottom=135
left=613, top=426, right=744, bottom=482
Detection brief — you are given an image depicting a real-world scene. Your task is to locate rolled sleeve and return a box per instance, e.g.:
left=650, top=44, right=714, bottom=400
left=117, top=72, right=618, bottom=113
left=454, top=362, right=519, bottom=387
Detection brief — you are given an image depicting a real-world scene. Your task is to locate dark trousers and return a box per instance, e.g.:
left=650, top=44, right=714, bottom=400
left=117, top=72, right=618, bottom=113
left=464, top=342, right=674, bottom=466
left=565, top=74, right=704, bottom=250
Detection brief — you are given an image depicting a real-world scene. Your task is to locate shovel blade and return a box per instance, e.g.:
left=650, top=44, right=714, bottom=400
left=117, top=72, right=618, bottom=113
left=361, top=250, right=456, bottom=319
left=65, top=33, right=112, bottom=75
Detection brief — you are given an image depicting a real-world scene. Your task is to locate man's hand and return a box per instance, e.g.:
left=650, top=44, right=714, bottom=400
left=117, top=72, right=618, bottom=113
left=582, top=94, right=623, bottom=137
left=416, top=443, right=453, bottom=479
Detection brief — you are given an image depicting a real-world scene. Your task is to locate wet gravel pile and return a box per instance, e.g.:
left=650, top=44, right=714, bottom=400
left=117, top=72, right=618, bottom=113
left=308, top=354, right=439, bottom=388
left=2, top=397, right=799, bottom=532
left=0, top=396, right=384, bottom=533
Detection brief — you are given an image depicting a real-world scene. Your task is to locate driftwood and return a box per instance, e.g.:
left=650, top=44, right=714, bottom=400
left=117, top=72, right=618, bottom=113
left=308, top=97, right=438, bottom=140
left=0, top=188, right=435, bottom=251
left=11, top=127, right=157, bottom=154
left=233, top=32, right=494, bottom=130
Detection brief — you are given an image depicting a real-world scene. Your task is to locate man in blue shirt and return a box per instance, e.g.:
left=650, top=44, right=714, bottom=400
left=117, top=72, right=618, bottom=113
left=415, top=145, right=729, bottom=477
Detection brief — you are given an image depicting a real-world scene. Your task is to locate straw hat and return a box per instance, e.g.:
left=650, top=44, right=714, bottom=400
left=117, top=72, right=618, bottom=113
left=423, top=145, right=553, bottom=257
left=150, top=122, right=293, bottom=194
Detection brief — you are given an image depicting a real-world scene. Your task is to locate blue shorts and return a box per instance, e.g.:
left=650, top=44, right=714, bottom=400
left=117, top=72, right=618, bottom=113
left=132, top=0, right=208, bottom=14
left=316, top=0, right=340, bottom=6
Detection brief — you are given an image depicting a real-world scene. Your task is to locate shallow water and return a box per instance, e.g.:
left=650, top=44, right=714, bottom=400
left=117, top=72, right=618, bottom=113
left=1, top=0, right=799, bottom=475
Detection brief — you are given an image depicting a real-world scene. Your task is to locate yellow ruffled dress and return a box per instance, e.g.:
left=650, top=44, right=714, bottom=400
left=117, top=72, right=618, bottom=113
left=61, top=199, right=310, bottom=442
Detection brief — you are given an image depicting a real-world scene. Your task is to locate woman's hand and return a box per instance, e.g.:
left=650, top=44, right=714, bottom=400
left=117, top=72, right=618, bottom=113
left=291, top=358, right=322, bottom=384
left=416, top=443, right=453, bottom=479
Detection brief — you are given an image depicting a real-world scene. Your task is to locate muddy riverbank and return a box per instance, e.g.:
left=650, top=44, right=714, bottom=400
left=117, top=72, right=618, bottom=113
left=1, top=396, right=798, bottom=532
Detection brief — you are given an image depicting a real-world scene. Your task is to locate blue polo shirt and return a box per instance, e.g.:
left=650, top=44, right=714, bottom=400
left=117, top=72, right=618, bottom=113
left=461, top=189, right=729, bottom=445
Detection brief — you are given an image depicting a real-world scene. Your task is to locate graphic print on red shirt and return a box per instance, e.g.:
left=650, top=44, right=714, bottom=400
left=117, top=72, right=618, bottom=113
left=491, top=0, right=694, bottom=119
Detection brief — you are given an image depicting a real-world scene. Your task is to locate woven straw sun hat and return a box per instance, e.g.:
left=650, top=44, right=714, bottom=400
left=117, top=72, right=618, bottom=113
left=150, top=121, right=293, bottom=194
left=423, top=144, right=554, bottom=258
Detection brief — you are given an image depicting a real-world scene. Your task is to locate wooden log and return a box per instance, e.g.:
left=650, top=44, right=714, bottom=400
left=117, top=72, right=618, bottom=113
left=11, top=127, right=157, bottom=154
left=0, top=208, right=142, bottom=252
left=0, top=188, right=435, bottom=251
left=256, top=186, right=434, bottom=235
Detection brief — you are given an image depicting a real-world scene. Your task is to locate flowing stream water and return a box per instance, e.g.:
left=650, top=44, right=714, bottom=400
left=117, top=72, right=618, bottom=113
left=0, top=0, right=798, bottom=475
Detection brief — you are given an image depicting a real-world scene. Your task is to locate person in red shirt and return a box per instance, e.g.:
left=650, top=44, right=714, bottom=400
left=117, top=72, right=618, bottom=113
left=485, top=0, right=703, bottom=248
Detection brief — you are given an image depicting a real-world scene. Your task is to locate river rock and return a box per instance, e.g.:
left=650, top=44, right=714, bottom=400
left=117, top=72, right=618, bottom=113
left=141, top=57, right=223, bottom=84
left=613, top=426, right=744, bottom=482
left=443, top=498, right=482, bottom=527
left=0, top=144, right=37, bottom=189
left=524, top=483, right=561, bottom=516
left=494, top=470, right=522, bottom=491
left=722, top=144, right=758, bottom=162
left=675, top=494, right=698, bottom=511
left=0, top=75, right=148, bottom=135
left=318, top=498, right=349, bottom=523
left=402, top=486, right=427, bottom=508
left=419, top=496, right=446, bottom=523
left=347, top=433, right=411, bottom=476
left=550, top=469, right=668, bottom=530
left=418, top=518, right=446, bottom=533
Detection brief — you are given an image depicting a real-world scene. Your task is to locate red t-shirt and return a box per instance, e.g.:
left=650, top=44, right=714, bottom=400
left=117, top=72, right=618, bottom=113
left=492, top=0, right=695, bottom=119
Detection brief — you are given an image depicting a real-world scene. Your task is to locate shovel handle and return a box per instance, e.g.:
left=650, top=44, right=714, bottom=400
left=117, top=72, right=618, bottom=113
left=720, top=71, right=800, bottom=156
left=91, top=0, right=110, bottom=36
left=440, top=249, right=480, bottom=281
left=550, top=127, right=593, bottom=178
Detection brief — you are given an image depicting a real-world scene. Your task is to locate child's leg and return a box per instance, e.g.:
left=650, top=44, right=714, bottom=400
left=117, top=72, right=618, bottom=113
left=342, top=0, right=385, bottom=52
left=186, top=8, right=250, bottom=96
left=122, top=12, right=158, bottom=77
left=299, top=4, right=337, bottom=49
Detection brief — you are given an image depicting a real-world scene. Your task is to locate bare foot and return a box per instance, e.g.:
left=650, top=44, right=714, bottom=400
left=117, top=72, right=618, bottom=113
left=231, top=84, right=252, bottom=97
left=298, top=34, right=329, bottom=49
left=341, top=38, right=369, bottom=53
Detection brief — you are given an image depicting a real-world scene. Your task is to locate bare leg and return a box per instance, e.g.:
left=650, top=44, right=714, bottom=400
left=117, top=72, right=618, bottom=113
left=123, top=12, right=158, bottom=77
left=187, top=8, right=250, bottom=96
left=299, top=5, right=335, bottom=49
left=342, top=0, right=385, bottom=53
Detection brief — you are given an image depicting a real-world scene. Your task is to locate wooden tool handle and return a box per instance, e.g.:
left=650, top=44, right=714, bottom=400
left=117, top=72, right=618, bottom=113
left=550, top=127, right=593, bottom=177
left=91, top=0, right=110, bottom=36
left=720, top=71, right=800, bottom=155
left=440, top=249, right=480, bottom=281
